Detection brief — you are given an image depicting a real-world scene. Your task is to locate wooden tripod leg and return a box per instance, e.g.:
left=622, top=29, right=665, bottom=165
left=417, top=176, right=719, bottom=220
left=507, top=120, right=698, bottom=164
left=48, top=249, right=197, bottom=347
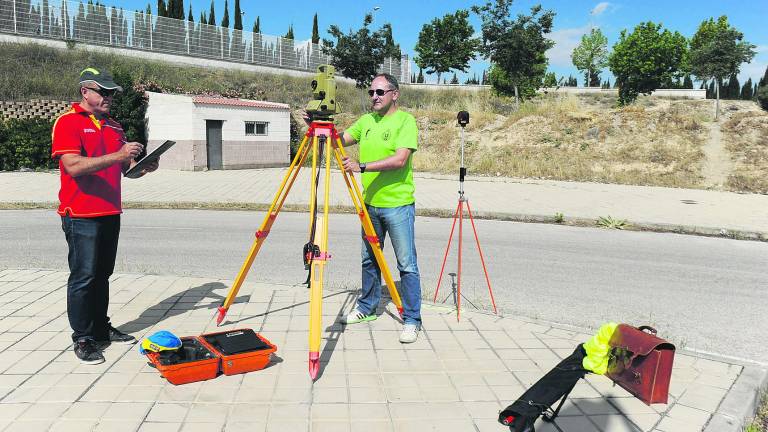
left=330, top=139, right=404, bottom=317
left=215, top=132, right=312, bottom=325
left=308, top=137, right=332, bottom=380
left=465, top=201, right=497, bottom=314
left=434, top=202, right=461, bottom=302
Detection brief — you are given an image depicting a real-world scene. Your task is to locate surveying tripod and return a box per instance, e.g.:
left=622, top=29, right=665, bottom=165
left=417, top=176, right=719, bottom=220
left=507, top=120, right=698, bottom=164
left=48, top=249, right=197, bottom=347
left=214, top=120, right=404, bottom=379
left=433, top=111, right=497, bottom=321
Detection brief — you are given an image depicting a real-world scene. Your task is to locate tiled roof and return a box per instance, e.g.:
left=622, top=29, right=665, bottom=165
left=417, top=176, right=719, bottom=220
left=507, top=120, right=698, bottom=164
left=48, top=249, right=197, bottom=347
left=192, top=96, right=290, bottom=110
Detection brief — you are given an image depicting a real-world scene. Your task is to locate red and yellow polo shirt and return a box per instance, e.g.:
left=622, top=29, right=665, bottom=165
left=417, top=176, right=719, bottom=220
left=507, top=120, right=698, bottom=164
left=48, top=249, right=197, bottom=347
left=51, top=103, right=126, bottom=217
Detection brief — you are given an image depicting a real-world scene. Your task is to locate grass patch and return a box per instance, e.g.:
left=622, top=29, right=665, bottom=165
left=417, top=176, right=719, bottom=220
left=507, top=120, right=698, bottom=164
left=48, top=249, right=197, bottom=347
left=722, top=110, right=768, bottom=194
left=746, top=391, right=768, bottom=432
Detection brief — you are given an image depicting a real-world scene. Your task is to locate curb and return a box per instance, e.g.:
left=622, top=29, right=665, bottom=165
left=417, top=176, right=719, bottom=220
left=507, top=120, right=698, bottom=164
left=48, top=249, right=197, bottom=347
left=704, top=366, right=768, bottom=432
left=2, top=201, right=766, bottom=242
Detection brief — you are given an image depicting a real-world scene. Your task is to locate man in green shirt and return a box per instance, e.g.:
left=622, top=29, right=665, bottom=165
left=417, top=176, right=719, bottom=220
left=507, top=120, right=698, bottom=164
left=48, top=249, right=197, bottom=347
left=338, top=73, right=422, bottom=343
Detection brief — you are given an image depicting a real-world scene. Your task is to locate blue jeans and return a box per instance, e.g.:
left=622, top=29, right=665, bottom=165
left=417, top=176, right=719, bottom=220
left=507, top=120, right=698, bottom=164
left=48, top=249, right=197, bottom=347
left=61, top=214, right=120, bottom=342
left=358, top=204, right=421, bottom=326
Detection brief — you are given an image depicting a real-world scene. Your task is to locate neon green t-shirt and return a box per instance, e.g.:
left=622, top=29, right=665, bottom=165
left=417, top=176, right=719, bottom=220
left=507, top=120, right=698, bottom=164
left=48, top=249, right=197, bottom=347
left=346, top=109, right=418, bottom=207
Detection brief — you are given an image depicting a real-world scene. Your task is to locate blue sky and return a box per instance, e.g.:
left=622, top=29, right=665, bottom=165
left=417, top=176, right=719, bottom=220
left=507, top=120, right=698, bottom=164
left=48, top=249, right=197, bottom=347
left=96, top=0, right=767, bottom=86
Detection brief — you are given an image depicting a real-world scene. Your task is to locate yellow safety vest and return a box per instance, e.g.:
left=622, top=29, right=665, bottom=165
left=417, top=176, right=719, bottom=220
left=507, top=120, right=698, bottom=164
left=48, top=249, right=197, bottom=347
left=582, top=322, right=618, bottom=375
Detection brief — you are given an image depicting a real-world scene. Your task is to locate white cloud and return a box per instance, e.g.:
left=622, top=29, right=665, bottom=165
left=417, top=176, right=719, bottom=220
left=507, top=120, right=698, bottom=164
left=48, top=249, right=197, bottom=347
left=546, top=26, right=591, bottom=68
left=590, top=2, right=610, bottom=16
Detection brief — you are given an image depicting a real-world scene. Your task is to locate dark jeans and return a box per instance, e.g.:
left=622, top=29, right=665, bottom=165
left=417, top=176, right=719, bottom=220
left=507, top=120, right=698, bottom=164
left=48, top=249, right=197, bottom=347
left=61, top=214, right=120, bottom=342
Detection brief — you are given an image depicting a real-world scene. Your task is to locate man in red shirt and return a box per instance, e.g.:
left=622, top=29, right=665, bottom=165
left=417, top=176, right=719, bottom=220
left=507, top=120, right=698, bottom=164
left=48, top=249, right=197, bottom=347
left=52, top=67, right=158, bottom=364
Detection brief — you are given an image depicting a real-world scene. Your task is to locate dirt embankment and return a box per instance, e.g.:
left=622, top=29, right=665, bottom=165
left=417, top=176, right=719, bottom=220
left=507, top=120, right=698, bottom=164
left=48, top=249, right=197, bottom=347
left=411, top=94, right=767, bottom=193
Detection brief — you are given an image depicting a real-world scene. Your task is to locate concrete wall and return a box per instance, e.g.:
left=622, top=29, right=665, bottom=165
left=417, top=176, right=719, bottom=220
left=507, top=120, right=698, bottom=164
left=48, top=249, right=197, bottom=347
left=145, top=92, right=290, bottom=171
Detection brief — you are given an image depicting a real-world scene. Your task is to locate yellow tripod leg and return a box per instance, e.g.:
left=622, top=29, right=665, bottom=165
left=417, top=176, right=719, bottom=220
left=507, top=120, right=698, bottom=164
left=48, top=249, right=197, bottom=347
left=330, top=138, right=404, bottom=317
left=215, top=132, right=312, bottom=325
left=309, top=136, right=332, bottom=379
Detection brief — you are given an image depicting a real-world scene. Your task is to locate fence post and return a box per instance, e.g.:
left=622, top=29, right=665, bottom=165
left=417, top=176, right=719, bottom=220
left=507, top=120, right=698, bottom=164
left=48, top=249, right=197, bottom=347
left=12, top=0, right=17, bottom=33
left=220, top=29, right=223, bottom=59
left=186, top=23, right=190, bottom=54
left=108, top=9, right=112, bottom=45
left=149, top=16, right=153, bottom=50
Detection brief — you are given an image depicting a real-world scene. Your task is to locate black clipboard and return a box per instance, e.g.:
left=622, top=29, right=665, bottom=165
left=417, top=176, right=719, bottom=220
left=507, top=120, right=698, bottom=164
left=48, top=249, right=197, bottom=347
left=124, top=140, right=175, bottom=179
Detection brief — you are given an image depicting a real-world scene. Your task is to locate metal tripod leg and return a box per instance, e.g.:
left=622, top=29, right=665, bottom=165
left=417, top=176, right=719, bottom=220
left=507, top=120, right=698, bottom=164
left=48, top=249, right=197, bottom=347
left=215, top=128, right=313, bottom=325
left=433, top=196, right=497, bottom=321
left=329, top=135, right=404, bottom=317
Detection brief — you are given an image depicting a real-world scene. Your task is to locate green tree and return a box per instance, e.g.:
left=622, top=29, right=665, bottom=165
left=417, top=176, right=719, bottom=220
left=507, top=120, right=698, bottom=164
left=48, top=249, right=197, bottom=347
left=413, top=10, right=478, bottom=84
left=417, top=68, right=424, bottom=83
left=323, top=14, right=387, bottom=88
left=689, top=16, right=756, bottom=118
left=450, top=73, right=459, bottom=84
left=542, top=71, right=557, bottom=87
left=253, top=16, right=260, bottom=33
left=740, top=78, right=753, bottom=100
left=758, top=85, right=768, bottom=110
left=208, top=0, right=215, bottom=25
left=608, top=21, right=688, bottom=105
left=284, top=25, right=294, bottom=39
left=233, top=0, right=242, bottom=29
left=473, top=1, right=555, bottom=103
left=157, top=0, right=167, bottom=17
left=571, top=28, right=608, bottom=87
left=381, top=23, right=401, bottom=59
left=311, top=13, right=319, bottom=44
left=726, top=73, right=740, bottom=99
left=683, top=75, right=693, bottom=89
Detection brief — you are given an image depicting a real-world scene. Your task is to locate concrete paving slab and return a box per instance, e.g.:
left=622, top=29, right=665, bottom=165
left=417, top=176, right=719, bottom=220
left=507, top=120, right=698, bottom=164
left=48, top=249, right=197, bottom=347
left=0, top=269, right=765, bottom=431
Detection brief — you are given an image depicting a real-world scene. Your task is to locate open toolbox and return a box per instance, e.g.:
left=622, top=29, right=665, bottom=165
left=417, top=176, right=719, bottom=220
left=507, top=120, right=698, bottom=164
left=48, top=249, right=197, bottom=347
left=146, top=329, right=277, bottom=385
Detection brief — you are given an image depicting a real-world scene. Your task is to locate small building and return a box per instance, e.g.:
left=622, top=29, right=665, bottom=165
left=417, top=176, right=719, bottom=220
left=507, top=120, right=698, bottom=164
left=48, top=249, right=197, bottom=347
left=145, top=92, right=291, bottom=170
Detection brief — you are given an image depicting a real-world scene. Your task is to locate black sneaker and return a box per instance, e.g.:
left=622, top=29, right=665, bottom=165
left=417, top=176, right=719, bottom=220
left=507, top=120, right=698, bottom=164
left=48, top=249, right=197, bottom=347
left=74, top=339, right=105, bottom=365
left=100, top=326, right=137, bottom=345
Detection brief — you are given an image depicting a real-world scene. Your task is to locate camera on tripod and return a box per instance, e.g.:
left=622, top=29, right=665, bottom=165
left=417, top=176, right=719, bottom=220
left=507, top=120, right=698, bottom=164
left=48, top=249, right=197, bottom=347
left=306, top=65, right=342, bottom=121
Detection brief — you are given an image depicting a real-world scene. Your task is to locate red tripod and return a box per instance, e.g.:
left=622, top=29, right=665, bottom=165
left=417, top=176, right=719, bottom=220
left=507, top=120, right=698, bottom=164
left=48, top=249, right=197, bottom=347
left=433, top=111, right=497, bottom=321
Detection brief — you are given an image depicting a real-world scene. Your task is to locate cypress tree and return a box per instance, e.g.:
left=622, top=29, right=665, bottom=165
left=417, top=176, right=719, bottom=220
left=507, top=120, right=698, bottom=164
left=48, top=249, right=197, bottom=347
left=707, top=80, right=715, bottom=99
left=208, top=0, right=215, bottom=26
left=253, top=16, right=260, bottom=33
left=683, top=75, right=693, bottom=89
left=157, top=0, right=166, bottom=17
left=450, top=73, right=459, bottom=84
left=284, top=25, right=294, bottom=39
left=727, top=73, right=739, bottom=99
left=221, top=0, right=229, bottom=27
left=740, top=78, right=753, bottom=100
left=234, top=0, right=242, bottom=30
left=754, top=83, right=759, bottom=100
left=417, top=68, right=424, bottom=83
left=311, top=13, right=319, bottom=44
left=188, top=4, right=193, bottom=22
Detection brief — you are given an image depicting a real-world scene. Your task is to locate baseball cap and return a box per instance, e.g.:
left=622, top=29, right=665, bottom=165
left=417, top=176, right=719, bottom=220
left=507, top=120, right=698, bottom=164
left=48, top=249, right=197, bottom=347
left=78, top=67, right=123, bottom=91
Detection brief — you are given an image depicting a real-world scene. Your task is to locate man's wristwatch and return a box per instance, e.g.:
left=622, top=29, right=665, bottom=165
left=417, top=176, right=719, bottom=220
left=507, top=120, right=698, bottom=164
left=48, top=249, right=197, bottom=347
left=359, top=162, right=367, bottom=173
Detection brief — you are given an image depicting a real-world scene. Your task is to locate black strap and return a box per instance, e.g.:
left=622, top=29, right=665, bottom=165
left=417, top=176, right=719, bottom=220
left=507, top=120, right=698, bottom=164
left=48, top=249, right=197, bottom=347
left=304, top=136, right=325, bottom=286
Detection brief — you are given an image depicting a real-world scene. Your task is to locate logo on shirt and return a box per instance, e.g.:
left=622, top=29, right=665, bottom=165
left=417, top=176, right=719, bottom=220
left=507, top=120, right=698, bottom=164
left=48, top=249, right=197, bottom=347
left=381, top=130, right=391, bottom=141
left=83, top=128, right=96, bottom=133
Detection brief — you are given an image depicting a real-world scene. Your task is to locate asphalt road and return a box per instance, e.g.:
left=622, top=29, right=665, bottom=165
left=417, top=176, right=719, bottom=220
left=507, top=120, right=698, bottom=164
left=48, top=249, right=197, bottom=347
left=1, top=209, right=767, bottom=363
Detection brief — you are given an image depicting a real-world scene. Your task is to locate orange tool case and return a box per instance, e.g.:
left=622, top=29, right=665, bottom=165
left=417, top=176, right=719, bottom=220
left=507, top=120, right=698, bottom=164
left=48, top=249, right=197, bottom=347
left=146, top=329, right=277, bottom=385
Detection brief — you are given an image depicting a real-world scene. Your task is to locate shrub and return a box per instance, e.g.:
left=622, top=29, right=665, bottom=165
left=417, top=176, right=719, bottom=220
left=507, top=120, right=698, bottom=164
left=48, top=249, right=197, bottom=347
left=758, top=85, right=768, bottom=111
left=0, top=117, right=56, bottom=171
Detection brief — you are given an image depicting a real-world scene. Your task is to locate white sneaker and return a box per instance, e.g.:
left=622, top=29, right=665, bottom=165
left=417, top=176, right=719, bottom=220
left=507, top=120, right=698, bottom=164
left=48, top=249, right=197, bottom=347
left=399, top=324, right=418, bottom=343
left=340, top=308, right=377, bottom=325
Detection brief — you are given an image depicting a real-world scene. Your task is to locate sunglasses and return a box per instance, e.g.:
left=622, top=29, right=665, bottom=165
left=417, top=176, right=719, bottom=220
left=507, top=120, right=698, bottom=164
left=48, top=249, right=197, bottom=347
left=85, top=87, right=117, bottom=98
left=368, top=88, right=395, bottom=97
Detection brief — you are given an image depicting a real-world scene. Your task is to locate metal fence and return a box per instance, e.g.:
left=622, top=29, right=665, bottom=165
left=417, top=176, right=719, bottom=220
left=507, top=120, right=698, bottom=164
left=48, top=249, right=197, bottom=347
left=0, top=0, right=409, bottom=82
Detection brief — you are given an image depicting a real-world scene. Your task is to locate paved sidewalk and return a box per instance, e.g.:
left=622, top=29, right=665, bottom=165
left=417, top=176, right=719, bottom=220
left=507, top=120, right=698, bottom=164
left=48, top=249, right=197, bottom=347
left=1, top=169, right=766, bottom=240
left=0, top=269, right=763, bottom=432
